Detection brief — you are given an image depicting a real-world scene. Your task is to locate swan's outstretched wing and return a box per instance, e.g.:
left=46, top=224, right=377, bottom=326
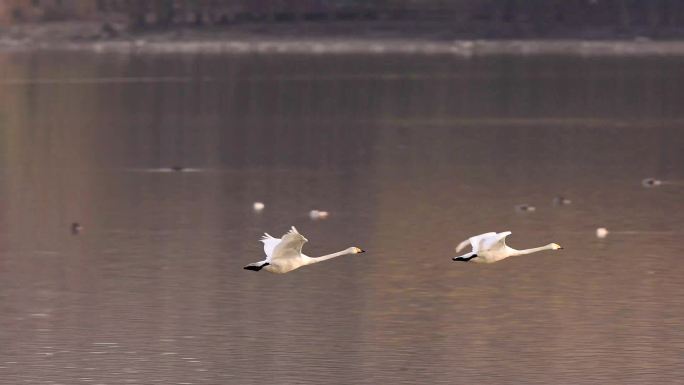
left=456, top=232, right=497, bottom=253
left=270, top=226, right=308, bottom=261
left=478, top=231, right=512, bottom=251
left=260, top=233, right=281, bottom=260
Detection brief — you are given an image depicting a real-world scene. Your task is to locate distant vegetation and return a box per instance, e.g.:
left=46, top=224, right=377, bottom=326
left=2, top=1, right=684, bottom=38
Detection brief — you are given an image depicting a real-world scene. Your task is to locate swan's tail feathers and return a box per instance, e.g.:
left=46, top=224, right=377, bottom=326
left=244, top=261, right=270, bottom=272
left=290, top=226, right=299, bottom=234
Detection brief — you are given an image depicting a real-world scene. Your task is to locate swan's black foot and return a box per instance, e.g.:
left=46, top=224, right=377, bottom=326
left=244, top=262, right=269, bottom=271
left=453, top=254, right=477, bottom=262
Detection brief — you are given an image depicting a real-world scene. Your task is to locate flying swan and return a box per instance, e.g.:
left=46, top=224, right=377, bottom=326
left=244, top=226, right=365, bottom=274
left=452, top=231, right=562, bottom=264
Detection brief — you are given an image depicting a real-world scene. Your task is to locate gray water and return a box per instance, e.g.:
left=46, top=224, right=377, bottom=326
left=0, top=51, right=683, bottom=384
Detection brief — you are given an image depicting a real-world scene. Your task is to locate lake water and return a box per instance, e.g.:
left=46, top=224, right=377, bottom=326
left=0, top=51, right=682, bottom=384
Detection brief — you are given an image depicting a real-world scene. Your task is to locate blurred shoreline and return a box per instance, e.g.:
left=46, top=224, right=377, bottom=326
left=3, top=21, right=684, bottom=56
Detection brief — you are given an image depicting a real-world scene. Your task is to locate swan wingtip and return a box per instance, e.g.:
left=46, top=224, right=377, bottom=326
left=260, top=233, right=275, bottom=242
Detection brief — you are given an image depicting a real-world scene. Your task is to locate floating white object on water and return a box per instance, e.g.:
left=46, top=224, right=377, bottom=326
left=642, top=178, right=662, bottom=187
left=596, top=228, right=609, bottom=238
left=253, top=202, right=265, bottom=212
left=553, top=196, right=572, bottom=206
left=309, top=210, right=329, bottom=220
left=515, top=204, right=536, bottom=212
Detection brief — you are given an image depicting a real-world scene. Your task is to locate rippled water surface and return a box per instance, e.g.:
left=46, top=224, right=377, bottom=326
left=0, top=52, right=683, bottom=384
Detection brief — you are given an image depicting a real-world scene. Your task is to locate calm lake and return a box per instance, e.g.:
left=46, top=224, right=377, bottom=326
left=0, top=51, right=683, bottom=384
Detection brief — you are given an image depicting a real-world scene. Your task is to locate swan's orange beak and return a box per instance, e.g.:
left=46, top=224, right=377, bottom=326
left=355, top=248, right=366, bottom=253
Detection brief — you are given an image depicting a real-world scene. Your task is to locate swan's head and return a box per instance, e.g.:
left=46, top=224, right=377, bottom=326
left=550, top=243, right=563, bottom=250
left=348, top=247, right=365, bottom=254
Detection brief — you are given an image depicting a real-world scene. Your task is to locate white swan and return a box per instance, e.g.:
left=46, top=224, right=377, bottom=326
left=452, top=231, right=562, bottom=264
left=243, top=226, right=365, bottom=274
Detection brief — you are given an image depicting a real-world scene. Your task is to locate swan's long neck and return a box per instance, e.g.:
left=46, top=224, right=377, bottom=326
left=306, top=250, right=353, bottom=264
left=509, top=244, right=554, bottom=256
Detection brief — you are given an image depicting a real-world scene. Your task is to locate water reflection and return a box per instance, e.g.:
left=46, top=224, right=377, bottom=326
left=0, top=52, right=682, bottom=384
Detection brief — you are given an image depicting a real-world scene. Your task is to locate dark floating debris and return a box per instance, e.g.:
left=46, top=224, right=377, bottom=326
left=553, top=196, right=572, bottom=206
left=71, top=222, right=83, bottom=235
left=164, top=166, right=203, bottom=173
left=641, top=178, right=662, bottom=187
left=122, top=167, right=204, bottom=173
left=515, top=204, right=536, bottom=213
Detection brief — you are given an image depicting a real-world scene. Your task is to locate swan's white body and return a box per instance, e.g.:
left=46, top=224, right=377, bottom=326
left=244, top=226, right=364, bottom=274
left=453, top=231, right=562, bottom=264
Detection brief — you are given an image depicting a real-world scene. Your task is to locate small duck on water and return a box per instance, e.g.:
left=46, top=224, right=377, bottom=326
left=641, top=178, right=662, bottom=187
left=553, top=196, right=572, bottom=206
left=71, top=222, right=83, bottom=235
left=515, top=204, right=536, bottom=213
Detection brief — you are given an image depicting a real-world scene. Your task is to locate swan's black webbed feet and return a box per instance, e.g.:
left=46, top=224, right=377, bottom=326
left=244, top=262, right=270, bottom=271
